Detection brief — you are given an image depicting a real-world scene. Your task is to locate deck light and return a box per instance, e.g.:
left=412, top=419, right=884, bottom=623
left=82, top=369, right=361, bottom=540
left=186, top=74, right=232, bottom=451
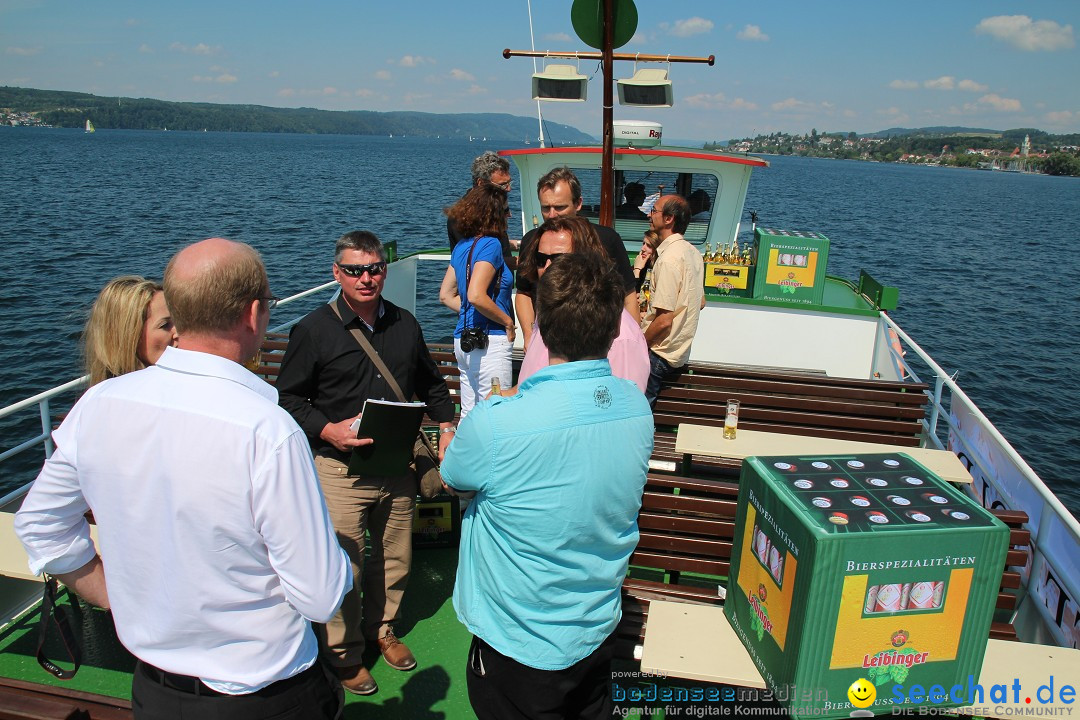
left=531, top=64, right=588, bottom=102
left=617, top=67, right=673, bottom=108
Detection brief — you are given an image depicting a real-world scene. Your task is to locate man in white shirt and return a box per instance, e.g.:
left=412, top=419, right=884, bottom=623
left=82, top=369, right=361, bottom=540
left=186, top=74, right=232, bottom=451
left=15, top=237, right=351, bottom=719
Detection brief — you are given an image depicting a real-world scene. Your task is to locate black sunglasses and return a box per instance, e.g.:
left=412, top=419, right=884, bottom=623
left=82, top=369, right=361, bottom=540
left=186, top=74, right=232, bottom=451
left=337, top=262, right=387, bottom=278
left=536, top=251, right=566, bottom=266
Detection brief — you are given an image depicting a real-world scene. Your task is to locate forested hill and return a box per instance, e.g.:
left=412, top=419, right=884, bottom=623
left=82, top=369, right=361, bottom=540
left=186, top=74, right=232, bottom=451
left=0, top=86, right=594, bottom=142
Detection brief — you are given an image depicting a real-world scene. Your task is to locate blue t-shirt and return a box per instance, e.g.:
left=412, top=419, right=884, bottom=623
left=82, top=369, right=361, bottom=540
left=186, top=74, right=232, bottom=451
left=441, top=360, right=654, bottom=670
left=451, top=236, right=513, bottom=338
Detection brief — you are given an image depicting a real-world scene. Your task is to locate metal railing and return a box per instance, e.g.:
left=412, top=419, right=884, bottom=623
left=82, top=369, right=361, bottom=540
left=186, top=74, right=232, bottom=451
left=0, top=281, right=341, bottom=509
left=880, top=311, right=1080, bottom=646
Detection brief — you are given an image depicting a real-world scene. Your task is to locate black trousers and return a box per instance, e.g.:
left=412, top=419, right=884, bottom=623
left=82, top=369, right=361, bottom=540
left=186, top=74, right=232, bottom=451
left=466, top=633, right=615, bottom=720
left=131, top=660, right=343, bottom=720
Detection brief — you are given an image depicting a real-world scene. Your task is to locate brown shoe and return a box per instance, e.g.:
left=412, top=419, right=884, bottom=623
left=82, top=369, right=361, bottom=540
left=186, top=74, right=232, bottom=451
left=377, top=629, right=417, bottom=671
left=335, top=664, right=378, bottom=695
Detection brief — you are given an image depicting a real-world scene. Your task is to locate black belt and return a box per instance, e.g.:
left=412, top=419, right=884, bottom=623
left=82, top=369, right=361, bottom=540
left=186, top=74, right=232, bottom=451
left=138, top=661, right=319, bottom=698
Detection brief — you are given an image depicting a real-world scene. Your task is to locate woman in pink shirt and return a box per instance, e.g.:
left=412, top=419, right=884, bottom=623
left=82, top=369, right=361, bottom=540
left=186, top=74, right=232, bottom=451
left=515, top=216, right=649, bottom=392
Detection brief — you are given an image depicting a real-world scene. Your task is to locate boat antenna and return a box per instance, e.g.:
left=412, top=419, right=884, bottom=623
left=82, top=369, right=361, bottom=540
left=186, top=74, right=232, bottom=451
left=526, top=0, right=546, bottom=148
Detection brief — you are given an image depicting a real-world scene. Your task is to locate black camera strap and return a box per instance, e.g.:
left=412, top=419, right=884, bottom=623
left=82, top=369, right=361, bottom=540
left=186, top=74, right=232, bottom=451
left=461, top=237, right=502, bottom=332
left=35, top=575, right=81, bottom=680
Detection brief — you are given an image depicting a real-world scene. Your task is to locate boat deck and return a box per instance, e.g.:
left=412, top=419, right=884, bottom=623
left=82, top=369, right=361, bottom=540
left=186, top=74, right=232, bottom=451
left=0, top=548, right=480, bottom=718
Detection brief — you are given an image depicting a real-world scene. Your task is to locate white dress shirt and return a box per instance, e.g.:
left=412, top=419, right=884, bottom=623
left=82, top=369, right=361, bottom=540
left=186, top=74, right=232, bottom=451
left=15, top=346, right=351, bottom=694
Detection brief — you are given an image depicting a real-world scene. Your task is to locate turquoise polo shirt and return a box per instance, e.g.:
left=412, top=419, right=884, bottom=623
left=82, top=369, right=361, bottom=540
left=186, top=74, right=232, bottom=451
left=442, top=359, right=654, bottom=670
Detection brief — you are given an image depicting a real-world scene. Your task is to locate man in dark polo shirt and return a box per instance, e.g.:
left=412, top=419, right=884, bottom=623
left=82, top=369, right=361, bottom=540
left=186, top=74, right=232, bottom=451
left=515, top=166, right=638, bottom=349
left=277, top=230, right=456, bottom=697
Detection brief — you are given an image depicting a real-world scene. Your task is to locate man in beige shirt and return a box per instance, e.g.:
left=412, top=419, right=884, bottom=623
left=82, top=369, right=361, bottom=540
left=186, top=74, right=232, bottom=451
left=641, top=194, right=704, bottom=405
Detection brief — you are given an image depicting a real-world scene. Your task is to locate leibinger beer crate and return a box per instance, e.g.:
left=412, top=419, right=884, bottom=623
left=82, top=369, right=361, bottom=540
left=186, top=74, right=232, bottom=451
left=752, top=228, right=829, bottom=305
left=724, top=453, right=1008, bottom=718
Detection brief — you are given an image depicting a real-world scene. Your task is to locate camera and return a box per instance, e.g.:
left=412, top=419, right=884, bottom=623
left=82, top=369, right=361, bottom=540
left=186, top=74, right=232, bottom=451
left=459, top=327, right=488, bottom=353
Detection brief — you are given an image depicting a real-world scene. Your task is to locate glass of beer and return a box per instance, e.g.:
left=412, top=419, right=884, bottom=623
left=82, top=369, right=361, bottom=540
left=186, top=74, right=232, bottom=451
left=724, top=399, right=740, bottom=439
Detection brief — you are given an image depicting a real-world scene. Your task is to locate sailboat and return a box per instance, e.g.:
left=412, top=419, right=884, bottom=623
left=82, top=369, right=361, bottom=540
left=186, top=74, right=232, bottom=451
left=84, top=119, right=95, bottom=134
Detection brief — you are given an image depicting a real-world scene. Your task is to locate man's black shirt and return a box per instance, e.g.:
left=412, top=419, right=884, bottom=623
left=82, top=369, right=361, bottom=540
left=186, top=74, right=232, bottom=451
left=515, top=222, right=636, bottom=295
left=277, top=294, right=455, bottom=461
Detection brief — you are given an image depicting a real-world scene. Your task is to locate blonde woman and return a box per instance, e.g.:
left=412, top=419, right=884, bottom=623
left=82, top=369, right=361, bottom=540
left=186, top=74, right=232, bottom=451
left=84, top=275, right=178, bottom=386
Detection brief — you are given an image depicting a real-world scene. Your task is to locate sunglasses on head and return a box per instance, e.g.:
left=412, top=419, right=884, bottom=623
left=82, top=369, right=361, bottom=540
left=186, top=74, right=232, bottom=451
left=536, top=251, right=566, bottom=266
left=337, top=261, right=387, bottom=278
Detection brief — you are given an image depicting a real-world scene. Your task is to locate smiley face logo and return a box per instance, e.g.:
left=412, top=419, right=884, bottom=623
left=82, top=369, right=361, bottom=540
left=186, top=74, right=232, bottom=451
left=848, top=678, right=876, bottom=709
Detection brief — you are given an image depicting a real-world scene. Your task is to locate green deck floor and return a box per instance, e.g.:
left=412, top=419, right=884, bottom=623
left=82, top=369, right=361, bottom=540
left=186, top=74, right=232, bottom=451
left=1, top=547, right=746, bottom=719
left=0, top=547, right=480, bottom=719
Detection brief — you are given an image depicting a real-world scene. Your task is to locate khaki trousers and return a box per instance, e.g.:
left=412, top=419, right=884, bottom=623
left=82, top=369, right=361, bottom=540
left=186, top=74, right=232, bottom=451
left=314, top=454, right=415, bottom=667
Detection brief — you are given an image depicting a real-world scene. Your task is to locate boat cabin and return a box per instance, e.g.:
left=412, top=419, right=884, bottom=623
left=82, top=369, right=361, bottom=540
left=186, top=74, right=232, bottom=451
left=502, top=145, right=904, bottom=382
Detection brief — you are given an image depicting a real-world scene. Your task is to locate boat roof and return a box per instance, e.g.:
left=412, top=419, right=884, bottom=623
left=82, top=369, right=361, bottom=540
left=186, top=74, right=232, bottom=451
left=500, top=145, right=770, bottom=169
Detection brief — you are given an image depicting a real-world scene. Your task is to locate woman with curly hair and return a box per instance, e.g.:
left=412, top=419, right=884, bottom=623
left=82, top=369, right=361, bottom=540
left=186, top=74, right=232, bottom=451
left=439, top=183, right=515, bottom=417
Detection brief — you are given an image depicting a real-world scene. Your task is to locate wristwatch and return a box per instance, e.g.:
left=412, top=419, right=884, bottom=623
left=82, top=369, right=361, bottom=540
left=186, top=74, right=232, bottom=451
left=439, top=426, right=457, bottom=435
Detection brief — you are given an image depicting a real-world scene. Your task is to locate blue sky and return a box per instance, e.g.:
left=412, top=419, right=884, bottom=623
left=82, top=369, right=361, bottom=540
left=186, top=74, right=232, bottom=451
left=2, top=0, right=1077, bottom=142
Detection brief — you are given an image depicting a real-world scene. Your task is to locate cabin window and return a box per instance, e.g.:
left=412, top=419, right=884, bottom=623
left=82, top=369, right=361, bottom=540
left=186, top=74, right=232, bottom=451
left=571, top=169, right=719, bottom=245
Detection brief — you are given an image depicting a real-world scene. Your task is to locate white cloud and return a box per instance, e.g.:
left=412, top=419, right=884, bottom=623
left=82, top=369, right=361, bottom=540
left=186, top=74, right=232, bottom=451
left=979, top=93, right=1022, bottom=112
left=876, top=107, right=911, bottom=125
left=467, top=85, right=488, bottom=95
left=398, top=55, right=434, bottom=68
left=685, top=92, right=758, bottom=110
left=1045, top=110, right=1074, bottom=125
left=268, top=70, right=280, bottom=78
left=374, top=70, right=392, bottom=81
left=170, top=42, right=219, bottom=56
left=192, top=73, right=236, bottom=84
left=403, top=92, right=431, bottom=103
left=889, top=80, right=919, bottom=90
left=355, top=89, right=374, bottom=98
left=449, top=68, right=475, bottom=82
left=737, top=24, right=769, bottom=42
left=138, top=44, right=153, bottom=54
left=277, top=88, right=295, bottom=97
left=628, top=32, right=648, bottom=45
left=125, top=18, right=139, bottom=27
left=543, top=32, right=572, bottom=42
left=924, top=76, right=955, bottom=90
left=975, top=15, right=1074, bottom=52
left=6, top=46, right=42, bottom=56
left=663, top=17, right=714, bottom=37
left=771, top=97, right=816, bottom=112
left=957, top=79, right=988, bottom=92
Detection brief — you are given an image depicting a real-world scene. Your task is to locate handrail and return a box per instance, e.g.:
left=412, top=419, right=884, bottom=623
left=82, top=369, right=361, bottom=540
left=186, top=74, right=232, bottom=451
left=879, top=311, right=1080, bottom=646
left=0, top=282, right=343, bottom=502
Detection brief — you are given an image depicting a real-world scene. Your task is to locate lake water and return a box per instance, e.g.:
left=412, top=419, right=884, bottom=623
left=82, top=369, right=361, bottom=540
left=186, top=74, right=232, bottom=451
left=1, top=128, right=1078, bottom=514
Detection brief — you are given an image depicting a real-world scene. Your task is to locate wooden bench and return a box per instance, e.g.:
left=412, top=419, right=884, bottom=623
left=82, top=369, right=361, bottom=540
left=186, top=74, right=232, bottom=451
left=651, top=363, right=930, bottom=473
left=616, top=472, right=1032, bottom=664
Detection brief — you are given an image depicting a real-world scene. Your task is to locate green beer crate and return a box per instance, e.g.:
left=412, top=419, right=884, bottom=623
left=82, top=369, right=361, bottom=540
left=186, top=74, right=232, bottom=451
left=724, top=453, right=1008, bottom=718
left=752, top=228, right=829, bottom=305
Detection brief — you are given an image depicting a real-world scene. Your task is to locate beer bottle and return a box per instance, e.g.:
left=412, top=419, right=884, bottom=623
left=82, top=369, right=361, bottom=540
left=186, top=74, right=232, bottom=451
left=490, top=378, right=502, bottom=397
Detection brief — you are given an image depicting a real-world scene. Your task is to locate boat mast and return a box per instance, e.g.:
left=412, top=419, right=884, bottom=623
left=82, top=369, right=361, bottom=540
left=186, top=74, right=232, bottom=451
left=599, top=0, right=615, bottom=227
left=504, top=1, right=713, bottom=226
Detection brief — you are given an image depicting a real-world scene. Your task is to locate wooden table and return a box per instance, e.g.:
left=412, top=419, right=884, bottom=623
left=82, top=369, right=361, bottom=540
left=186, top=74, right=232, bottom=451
left=675, top=424, right=973, bottom=485
left=641, top=599, right=1080, bottom=711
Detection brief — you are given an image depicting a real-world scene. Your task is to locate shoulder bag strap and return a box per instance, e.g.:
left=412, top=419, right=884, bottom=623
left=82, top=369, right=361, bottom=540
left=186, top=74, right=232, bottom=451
left=328, top=298, right=441, bottom=460
left=329, top=299, right=407, bottom=403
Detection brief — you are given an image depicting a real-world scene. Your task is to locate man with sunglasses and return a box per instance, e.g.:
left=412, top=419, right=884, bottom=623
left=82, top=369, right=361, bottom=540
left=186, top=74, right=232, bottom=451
left=447, top=151, right=514, bottom=250
left=515, top=166, right=638, bottom=350
left=277, top=231, right=456, bottom=697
